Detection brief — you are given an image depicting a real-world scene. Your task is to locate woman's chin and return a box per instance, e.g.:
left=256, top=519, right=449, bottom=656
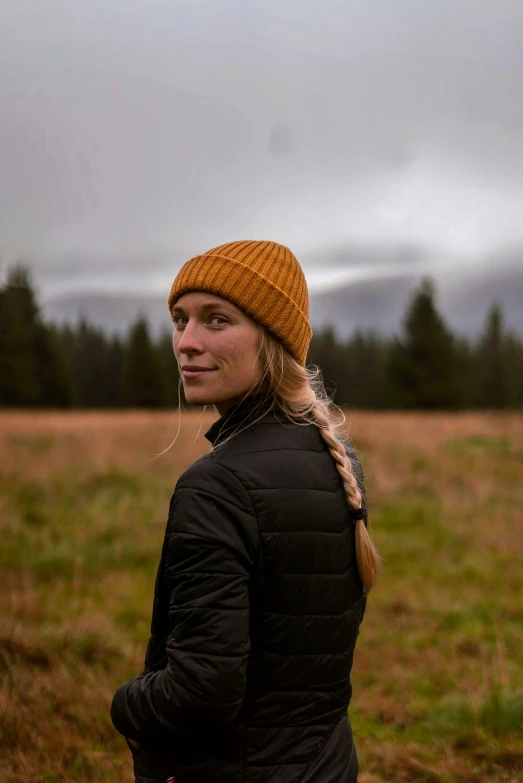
left=183, top=385, right=217, bottom=407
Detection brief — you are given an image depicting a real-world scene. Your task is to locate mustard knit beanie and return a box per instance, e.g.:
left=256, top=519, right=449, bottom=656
left=168, top=240, right=313, bottom=366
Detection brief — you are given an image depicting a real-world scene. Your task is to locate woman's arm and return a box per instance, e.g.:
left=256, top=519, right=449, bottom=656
left=110, top=461, right=258, bottom=742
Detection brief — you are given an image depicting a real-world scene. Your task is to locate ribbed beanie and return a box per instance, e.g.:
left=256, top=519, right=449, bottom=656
left=168, top=240, right=313, bottom=366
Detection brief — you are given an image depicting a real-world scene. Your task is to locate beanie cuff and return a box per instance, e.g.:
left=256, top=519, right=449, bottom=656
left=168, top=253, right=312, bottom=366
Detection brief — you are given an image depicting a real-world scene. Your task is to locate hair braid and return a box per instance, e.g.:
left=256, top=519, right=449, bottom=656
left=225, top=326, right=381, bottom=593
left=305, top=398, right=364, bottom=509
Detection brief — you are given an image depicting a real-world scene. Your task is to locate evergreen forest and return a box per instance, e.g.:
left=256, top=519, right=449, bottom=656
left=1, top=265, right=522, bottom=410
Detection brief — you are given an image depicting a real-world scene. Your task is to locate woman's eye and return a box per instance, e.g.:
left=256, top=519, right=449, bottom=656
left=173, top=315, right=227, bottom=327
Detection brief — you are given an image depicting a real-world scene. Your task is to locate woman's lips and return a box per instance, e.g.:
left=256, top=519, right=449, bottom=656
left=182, top=368, right=217, bottom=379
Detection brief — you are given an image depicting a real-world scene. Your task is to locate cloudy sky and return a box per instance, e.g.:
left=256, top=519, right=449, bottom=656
left=1, top=0, right=522, bottom=300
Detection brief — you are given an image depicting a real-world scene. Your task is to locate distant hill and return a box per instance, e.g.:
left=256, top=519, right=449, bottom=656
left=42, top=292, right=172, bottom=337
left=439, top=264, right=523, bottom=338
left=42, top=264, right=523, bottom=340
left=310, top=274, right=417, bottom=338
left=311, top=264, right=523, bottom=338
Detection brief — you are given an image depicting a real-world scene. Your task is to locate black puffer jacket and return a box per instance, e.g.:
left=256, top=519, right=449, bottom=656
left=111, top=393, right=367, bottom=783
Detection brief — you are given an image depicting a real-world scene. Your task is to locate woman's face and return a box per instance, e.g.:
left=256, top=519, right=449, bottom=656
left=172, top=291, right=268, bottom=415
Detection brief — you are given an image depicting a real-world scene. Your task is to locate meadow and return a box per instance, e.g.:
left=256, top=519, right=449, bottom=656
left=0, top=408, right=522, bottom=782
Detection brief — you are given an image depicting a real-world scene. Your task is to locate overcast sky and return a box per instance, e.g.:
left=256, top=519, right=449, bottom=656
left=1, top=0, right=522, bottom=299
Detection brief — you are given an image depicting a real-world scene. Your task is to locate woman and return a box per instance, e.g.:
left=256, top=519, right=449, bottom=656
left=111, top=240, right=380, bottom=783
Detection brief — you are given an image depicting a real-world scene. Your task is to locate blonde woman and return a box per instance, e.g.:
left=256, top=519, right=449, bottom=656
left=111, top=240, right=380, bottom=783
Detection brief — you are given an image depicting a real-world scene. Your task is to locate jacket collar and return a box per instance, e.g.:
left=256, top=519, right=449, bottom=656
left=204, top=392, right=275, bottom=447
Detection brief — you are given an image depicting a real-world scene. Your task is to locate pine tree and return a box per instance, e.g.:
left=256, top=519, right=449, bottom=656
left=453, top=335, right=475, bottom=409
left=308, top=326, right=347, bottom=403
left=0, top=264, right=74, bottom=407
left=387, top=278, right=463, bottom=409
left=122, top=316, right=165, bottom=407
left=474, top=303, right=511, bottom=408
left=58, top=321, right=126, bottom=407
left=106, top=336, right=125, bottom=407
left=35, top=323, right=75, bottom=407
left=504, top=333, right=523, bottom=408
left=56, top=324, right=81, bottom=405
left=342, top=330, right=389, bottom=409
left=156, top=331, right=181, bottom=408
left=0, top=266, right=41, bottom=405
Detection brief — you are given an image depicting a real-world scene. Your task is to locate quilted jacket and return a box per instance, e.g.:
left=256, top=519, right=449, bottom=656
left=111, top=392, right=368, bottom=783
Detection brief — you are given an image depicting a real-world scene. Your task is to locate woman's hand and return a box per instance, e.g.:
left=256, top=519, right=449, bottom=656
left=127, top=738, right=141, bottom=750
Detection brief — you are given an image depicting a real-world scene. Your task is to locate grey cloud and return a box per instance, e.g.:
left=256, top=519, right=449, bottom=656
left=1, top=0, right=523, bottom=298
left=311, top=242, right=430, bottom=269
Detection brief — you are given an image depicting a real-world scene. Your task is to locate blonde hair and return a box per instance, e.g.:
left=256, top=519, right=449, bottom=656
left=208, top=325, right=381, bottom=593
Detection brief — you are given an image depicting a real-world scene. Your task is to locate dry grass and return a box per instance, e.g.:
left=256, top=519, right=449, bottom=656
left=0, top=409, right=522, bottom=782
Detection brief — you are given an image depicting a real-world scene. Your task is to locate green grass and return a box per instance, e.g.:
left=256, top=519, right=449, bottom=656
left=0, top=410, right=522, bottom=782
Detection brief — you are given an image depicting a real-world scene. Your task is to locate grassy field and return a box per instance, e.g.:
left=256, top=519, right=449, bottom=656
left=0, top=408, right=522, bottom=783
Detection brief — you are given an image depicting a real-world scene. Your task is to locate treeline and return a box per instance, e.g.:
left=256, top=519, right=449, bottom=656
left=1, top=265, right=522, bottom=410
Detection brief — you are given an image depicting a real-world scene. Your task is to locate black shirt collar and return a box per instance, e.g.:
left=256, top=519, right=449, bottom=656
left=204, top=392, right=275, bottom=447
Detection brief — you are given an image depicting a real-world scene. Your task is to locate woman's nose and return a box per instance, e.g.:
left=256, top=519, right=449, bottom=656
left=177, top=321, right=204, bottom=354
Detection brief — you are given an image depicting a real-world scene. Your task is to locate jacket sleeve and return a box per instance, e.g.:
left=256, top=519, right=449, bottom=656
left=111, top=461, right=258, bottom=741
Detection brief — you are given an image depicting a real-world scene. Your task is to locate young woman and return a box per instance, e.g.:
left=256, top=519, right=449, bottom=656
left=111, top=240, right=380, bottom=783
